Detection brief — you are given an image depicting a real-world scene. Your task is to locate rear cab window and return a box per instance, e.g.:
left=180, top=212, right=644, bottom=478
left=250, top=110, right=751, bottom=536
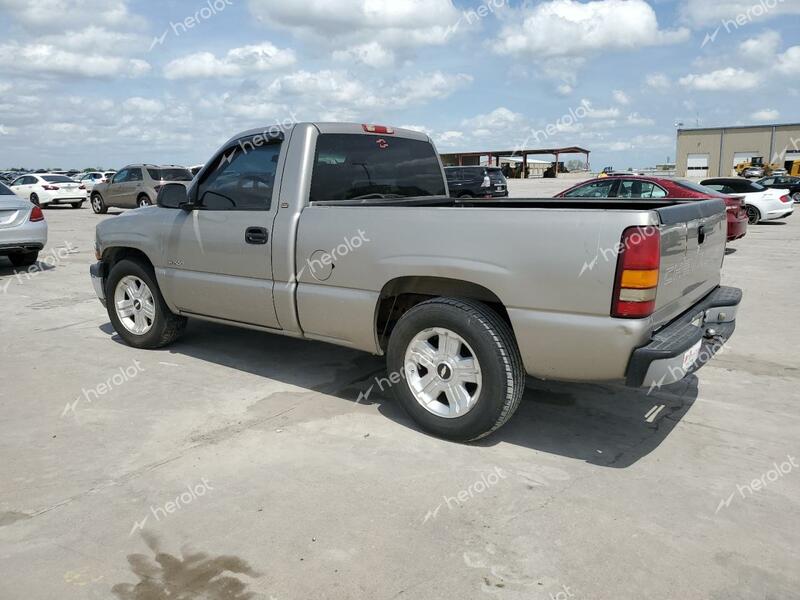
left=310, top=134, right=446, bottom=202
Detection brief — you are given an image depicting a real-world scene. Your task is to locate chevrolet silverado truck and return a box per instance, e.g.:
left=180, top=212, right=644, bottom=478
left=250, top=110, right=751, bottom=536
left=90, top=122, right=741, bottom=441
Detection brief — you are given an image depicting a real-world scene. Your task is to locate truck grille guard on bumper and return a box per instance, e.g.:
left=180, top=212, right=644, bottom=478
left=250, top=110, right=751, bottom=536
left=626, top=286, right=742, bottom=389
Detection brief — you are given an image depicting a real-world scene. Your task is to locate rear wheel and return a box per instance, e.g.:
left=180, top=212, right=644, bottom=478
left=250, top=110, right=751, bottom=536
left=746, top=205, right=761, bottom=224
left=792, top=191, right=800, bottom=203
left=91, top=193, right=108, bottom=214
left=106, top=259, right=187, bottom=349
left=387, top=297, right=525, bottom=442
left=136, top=195, right=151, bottom=208
left=9, top=251, right=38, bottom=267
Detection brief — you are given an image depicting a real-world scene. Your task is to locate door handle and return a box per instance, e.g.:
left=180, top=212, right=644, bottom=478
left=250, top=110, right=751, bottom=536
left=245, top=227, right=268, bottom=245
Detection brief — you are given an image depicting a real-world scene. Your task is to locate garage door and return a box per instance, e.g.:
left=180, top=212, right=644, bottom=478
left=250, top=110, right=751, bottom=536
left=687, top=154, right=709, bottom=178
left=733, top=151, right=759, bottom=175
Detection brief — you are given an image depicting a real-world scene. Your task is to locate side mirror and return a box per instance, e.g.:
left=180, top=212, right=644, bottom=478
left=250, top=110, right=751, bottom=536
left=157, top=183, right=190, bottom=209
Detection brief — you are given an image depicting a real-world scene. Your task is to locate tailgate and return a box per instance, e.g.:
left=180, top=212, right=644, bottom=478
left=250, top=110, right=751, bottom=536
left=652, top=199, right=726, bottom=328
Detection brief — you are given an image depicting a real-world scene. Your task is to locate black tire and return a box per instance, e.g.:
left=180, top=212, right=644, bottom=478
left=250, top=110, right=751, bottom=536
left=106, top=258, right=187, bottom=349
left=91, top=193, right=108, bottom=214
left=746, top=205, right=761, bottom=224
left=71, top=201, right=84, bottom=209
left=387, top=297, right=525, bottom=442
left=30, top=193, right=40, bottom=206
left=137, top=195, right=151, bottom=208
left=9, top=251, right=38, bottom=267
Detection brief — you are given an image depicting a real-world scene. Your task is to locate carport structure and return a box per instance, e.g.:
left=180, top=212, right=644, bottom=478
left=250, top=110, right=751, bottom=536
left=440, top=146, right=591, bottom=178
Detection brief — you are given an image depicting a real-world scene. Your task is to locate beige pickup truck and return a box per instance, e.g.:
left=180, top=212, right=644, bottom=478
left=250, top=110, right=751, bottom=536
left=90, top=122, right=741, bottom=441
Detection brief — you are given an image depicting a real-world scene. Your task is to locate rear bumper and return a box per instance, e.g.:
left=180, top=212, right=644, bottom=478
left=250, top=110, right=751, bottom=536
left=90, top=261, right=107, bottom=306
left=625, top=285, right=742, bottom=388
left=0, top=241, right=44, bottom=255
left=726, top=215, right=748, bottom=241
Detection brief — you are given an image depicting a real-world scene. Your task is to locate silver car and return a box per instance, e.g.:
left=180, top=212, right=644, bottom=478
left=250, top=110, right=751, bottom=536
left=0, top=182, right=47, bottom=267
left=90, top=165, right=193, bottom=214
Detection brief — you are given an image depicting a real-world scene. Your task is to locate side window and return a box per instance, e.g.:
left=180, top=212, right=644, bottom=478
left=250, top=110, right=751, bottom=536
left=26, top=176, right=37, bottom=185
left=11, top=177, right=24, bottom=186
left=114, top=169, right=129, bottom=183
left=564, top=180, right=616, bottom=198
left=761, top=177, right=775, bottom=185
left=618, top=180, right=668, bottom=199
left=129, top=168, right=143, bottom=182
left=197, top=141, right=280, bottom=211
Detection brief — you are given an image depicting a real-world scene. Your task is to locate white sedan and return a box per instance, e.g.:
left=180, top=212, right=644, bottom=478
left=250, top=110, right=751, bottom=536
left=701, top=177, right=794, bottom=224
left=9, top=173, right=88, bottom=208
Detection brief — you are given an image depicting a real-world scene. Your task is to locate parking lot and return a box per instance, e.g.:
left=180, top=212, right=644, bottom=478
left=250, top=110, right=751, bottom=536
left=1, top=181, right=799, bottom=600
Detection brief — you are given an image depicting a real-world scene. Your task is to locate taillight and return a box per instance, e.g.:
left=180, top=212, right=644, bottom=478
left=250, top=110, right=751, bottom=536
left=362, top=124, right=395, bottom=134
left=612, top=226, right=660, bottom=318
left=79, top=184, right=86, bottom=190
left=779, top=194, right=790, bottom=203
left=481, top=175, right=491, bottom=188
left=30, top=206, right=44, bottom=222
left=43, top=185, right=59, bottom=190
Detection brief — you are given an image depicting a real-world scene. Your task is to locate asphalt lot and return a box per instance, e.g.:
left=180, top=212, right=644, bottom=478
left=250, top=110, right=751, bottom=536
left=1, top=182, right=799, bottom=600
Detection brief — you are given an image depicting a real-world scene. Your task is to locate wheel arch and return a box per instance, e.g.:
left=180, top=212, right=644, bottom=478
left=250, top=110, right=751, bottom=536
left=374, top=276, right=512, bottom=352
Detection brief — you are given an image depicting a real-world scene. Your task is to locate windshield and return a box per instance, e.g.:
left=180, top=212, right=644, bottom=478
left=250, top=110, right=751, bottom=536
left=43, top=175, right=76, bottom=183
left=0, top=182, right=13, bottom=195
left=310, top=134, right=446, bottom=202
left=148, top=168, right=193, bottom=181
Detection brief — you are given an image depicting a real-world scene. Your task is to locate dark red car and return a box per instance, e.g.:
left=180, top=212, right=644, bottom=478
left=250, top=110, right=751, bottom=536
left=556, top=176, right=748, bottom=242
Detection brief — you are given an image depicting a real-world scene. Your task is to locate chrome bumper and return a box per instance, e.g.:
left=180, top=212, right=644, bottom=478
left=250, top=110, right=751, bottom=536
left=89, top=261, right=107, bottom=306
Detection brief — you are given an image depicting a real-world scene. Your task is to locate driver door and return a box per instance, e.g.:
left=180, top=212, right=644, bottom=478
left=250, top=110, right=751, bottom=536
left=161, top=139, right=282, bottom=329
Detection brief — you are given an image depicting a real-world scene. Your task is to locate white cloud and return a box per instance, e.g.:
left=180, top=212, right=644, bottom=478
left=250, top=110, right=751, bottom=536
left=0, top=124, right=10, bottom=135
left=0, top=42, right=150, bottom=78
left=122, top=97, right=165, bottom=113
left=164, top=43, right=297, bottom=79
left=775, top=46, right=800, bottom=75
left=645, top=73, right=671, bottom=89
left=0, top=0, right=143, bottom=29
left=680, top=0, right=800, bottom=27
left=400, top=124, right=433, bottom=136
left=556, top=83, right=574, bottom=96
left=612, top=90, right=630, bottom=105
left=462, top=107, right=526, bottom=130
left=332, top=42, right=395, bottom=68
left=739, top=30, right=782, bottom=58
left=751, top=108, right=779, bottom=121
left=679, top=68, right=761, bottom=91
left=40, top=26, right=146, bottom=53
left=626, top=113, right=656, bottom=126
left=435, top=131, right=464, bottom=146
left=493, top=0, right=689, bottom=58
left=585, top=103, right=620, bottom=119
left=247, top=0, right=462, bottom=49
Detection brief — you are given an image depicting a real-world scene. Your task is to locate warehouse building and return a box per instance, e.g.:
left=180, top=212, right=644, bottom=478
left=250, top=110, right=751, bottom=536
left=676, top=123, right=800, bottom=178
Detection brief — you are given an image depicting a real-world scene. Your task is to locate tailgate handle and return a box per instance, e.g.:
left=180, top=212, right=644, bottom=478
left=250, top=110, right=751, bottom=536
left=698, top=225, right=706, bottom=244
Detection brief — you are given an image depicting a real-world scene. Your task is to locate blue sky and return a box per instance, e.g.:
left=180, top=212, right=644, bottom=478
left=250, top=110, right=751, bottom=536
left=0, top=0, right=798, bottom=170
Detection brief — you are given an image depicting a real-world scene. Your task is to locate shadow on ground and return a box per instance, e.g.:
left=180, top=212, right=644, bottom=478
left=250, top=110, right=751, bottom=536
left=100, top=319, right=698, bottom=469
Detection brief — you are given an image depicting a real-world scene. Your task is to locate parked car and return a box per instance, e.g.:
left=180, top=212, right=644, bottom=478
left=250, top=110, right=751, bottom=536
left=741, top=166, right=764, bottom=178
left=700, top=178, right=794, bottom=224
left=444, top=166, right=508, bottom=198
left=90, top=164, right=193, bottom=213
left=556, top=176, right=748, bottom=241
left=90, top=122, right=741, bottom=441
left=76, top=171, right=111, bottom=192
left=0, top=181, right=47, bottom=267
left=9, top=173, right=87, bottom=208
left=757, top=175, right=800, bottom=203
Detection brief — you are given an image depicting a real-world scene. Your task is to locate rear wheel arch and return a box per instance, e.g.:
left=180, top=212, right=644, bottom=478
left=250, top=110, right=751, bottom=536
left=374, top=276, right=512, bottom=351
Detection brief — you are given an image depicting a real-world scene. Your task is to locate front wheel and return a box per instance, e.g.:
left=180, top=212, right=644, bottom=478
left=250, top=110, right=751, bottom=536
left=106, top=259, right=187, bottom=349
left=387, top=297, right=525, bottom=441
left=91, top=193, right=108, bottom=214
left=746, top=205, right=761, bottom=224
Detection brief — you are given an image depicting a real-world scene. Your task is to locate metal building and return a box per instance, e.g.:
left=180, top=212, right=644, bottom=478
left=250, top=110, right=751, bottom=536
left=676, top=123, right=800, bottom=178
